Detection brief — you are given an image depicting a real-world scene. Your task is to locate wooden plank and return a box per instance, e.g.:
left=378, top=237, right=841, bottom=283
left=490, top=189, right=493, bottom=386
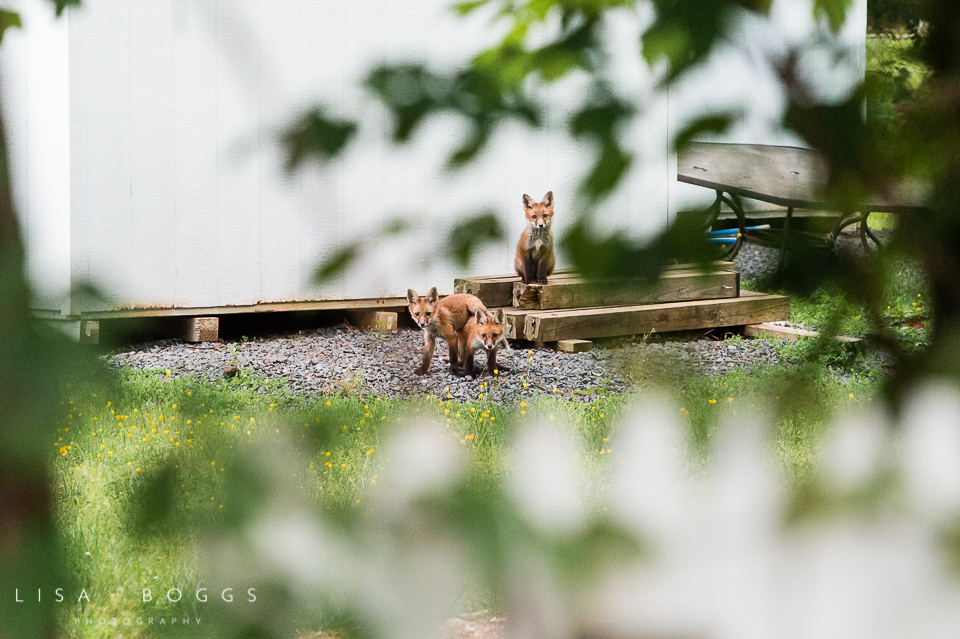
left=523, top=293, right=790, bottom=341
left=678, top=142, right=925, bottom=214
left=183, top=317, right=219, bottom=343
left=512, top=270, right=739, bottom=310
left=456, top=262, right=736, bottom=308
left=81, top=320, right=100, bottom=345
left=35, top=298, right=411, bottom=321
left=459, top=262, right=733, bottom=283
left=454, top=279, right=513, bottom=308
left=499, top=308, right=537, bottom=341
left=344, top=310, right=399, bottom=332
left=556, top=339, right=593, bottom=353
left=745, top=322, right=861, bottom=343
left=458, top=268, right=577, bottom=283
left=455, top=273, right=579, bottom=307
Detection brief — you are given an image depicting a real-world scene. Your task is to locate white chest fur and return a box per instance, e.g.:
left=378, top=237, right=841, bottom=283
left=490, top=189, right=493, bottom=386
left=526, top=226, right=552, bottom=256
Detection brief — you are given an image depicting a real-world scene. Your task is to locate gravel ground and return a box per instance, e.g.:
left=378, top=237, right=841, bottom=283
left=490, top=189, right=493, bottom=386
left=734, top=229, right=893, bottom=283
left=104, top=325, right=790, bottom=404
left=106, top=232, right=894, bottom=403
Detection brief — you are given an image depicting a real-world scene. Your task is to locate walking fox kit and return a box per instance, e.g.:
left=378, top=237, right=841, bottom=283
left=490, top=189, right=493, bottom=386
left=406, top=289, right=508, bottom=377
left=515, top=191, right=555, bottom=285
left=460, top=308, right=507, bottom=377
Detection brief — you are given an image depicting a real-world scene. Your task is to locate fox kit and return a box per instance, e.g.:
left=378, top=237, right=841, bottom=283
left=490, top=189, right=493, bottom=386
left=406, top=289, right=487, bottom=376
left=458, top=308, right=509, bottom=377
left=515, top=191, right=555, bottom=285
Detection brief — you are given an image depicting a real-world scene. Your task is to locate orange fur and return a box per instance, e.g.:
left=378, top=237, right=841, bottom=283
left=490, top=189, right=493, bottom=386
left=407, top=289, right=488, bottom=375
left=514, top=191, right=555, bottom=285
left=459, top=308, right=509, bottom=377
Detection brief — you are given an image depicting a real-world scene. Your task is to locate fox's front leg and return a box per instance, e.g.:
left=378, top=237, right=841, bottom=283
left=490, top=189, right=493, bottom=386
left=487, top=347, right=500, bottom=376
left=461, top=349, right=476, bottom=378
left=415, top=331, right=436, bottom=375
left=534, top=258, right=548, bottom=285
left=491, top=338, right=512, bottom=374
left=448, top=339, right=462, bottom=376
left=521, top=255, right=537, bottom=285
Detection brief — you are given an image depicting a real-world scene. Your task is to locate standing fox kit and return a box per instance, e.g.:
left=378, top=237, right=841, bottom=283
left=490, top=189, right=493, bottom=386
left=515, top=191, right=555, bottom=285
left=407, top=289, right=488, bottom=376
left=460, top=308, right=509, bottom=377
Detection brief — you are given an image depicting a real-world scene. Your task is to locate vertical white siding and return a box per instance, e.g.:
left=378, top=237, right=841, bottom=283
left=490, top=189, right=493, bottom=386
left=130, top=0, right=177, bottom=309
left=0, top=0, right=71, bottom=310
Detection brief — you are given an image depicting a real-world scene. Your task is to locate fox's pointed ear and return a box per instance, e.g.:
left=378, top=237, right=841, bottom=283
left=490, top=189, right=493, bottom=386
left=542, top=191, right=553, bottom=207
left=428, top=287, right=439, bottom=303
left=407, top=289, right=417, bottom=305
left=474, top=309, right=485, bottom=323
left=495, top=308, right=504, bottom=323
left=522, top=194, right=535, bottom=209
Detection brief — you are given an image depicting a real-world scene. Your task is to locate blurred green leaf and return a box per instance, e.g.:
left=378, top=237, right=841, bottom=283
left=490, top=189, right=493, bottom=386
left=128, top=461, right=182, bottom=537
left=447, top=212, right=505, bottom=268
left=453, top=0, right=490, bottom=15
left=382, top=217, right=412, bottom=236
left=581, top=142, right=632, bottom=200
left=814, top=0, right=853, bottom=32
left=366, top=64, right=540, bottom=167
left=642, top=0, right=772, bottom=82
left=314, top=244, right=360, bottom=284
left=48, top=0, right=80, bottom=17
left=281, top=107, right=358, bottom=171
left=0, top=11, right=21, bottom=44
left=570, top=89, right=635, bottom=199
left=561, top=214, right=714, bottom=281
left=784, top=87, right=875, bottom=212
left=554, top=521, right=646, bottom=584
left=673, top=112, right=741, bottom=151
left=641, top=22, right=693, bottom=70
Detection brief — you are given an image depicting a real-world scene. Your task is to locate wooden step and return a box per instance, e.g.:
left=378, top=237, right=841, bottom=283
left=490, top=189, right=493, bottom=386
left=455, top=261, right=735, bottom=308
left=500, top=307, right=538, bottom=340
left=512, top=291, right=789, bottom=341
left=512, top=269, right=739, bottom=310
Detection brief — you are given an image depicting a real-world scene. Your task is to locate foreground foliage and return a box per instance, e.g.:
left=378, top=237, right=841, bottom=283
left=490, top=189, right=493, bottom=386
left=52, top=356, right=876, bottom=638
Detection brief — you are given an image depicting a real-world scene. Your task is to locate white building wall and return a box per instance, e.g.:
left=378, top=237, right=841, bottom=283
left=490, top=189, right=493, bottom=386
left=1, top=0, right=71, bottom=311
left=2, top=0, right=865, bottom=314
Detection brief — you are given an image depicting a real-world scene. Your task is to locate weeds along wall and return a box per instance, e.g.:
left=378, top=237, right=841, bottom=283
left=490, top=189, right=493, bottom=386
left=1, top=0, right=864, bottom=315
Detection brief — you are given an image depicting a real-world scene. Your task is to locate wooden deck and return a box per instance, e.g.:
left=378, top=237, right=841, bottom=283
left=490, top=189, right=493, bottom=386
left=456, top=264, right=789, bottom=343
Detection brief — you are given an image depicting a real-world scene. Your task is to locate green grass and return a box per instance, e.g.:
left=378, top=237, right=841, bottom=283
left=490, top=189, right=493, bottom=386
left=867, top=37, right=930, bottom=93
left=55, top=334, right=889, bottom=637
left=742, top=256, right=930, bottom=352
left=53, top=370, right=629, bottom=636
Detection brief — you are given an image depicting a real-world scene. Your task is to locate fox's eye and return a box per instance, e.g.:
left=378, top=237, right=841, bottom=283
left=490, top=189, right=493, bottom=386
left=426, top=312, right=432, bottom=317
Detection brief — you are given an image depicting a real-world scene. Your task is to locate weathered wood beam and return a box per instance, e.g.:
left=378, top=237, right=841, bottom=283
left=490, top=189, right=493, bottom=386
left=556, top=339, right=593, bottom=353
left=455, top=262, right=736, bottom=308
left=745, top=322, right=861, bottom=343
left=344, top=310, right=399, bottom=332
left=183, top=317, right=219, bottom=343
left=512, top=270, right=739, bottom=310
left=521, top=293, right=790, bottom=341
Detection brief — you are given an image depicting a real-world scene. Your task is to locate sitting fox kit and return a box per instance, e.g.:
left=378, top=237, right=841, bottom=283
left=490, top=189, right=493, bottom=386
left=515, top=191, right=555, bottom=285
left=460, top=308, right=508, bottom=377
left=407, top=289, right=488, bottom=376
